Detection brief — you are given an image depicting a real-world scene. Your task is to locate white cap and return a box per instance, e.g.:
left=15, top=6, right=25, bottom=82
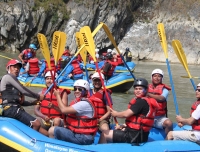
left=73, top=79, right=90, bottom=90
left=95, top=54, right=99, bottom=59
left=107, top=49, right=112, bottom=53
left=197, top=83, right=200, bottom=87
left=45, top=71, right=58, bottom=79
left=151, top=69, right=164, bottom=77
left=91, top=72, right=105, bottom=80
left=95, top=49, right=99, bottom=52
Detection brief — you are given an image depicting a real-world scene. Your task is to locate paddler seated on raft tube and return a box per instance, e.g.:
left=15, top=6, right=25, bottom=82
left=34, top=71, right=71, bottom=130
left=90, top=72, right=112, bottom=132
left=101, top=52, right=118, bottom=80
left=98, top=78, right=158, bottom=145
left=59, top=57, right=84, bottom=83
left=0, top=59, right=48, bottom=136
left=18, top=43, right=37, bottom=66
left=147, top=69, right=173, bottom=135
left=166, top=83, right=200, bottom=144
left=19, top=52, right=40, bottom=77
left=49, top=79, right=98, bottom=145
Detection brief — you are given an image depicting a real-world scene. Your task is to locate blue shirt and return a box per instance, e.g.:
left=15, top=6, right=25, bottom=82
left=161, top=88, right=169, bottom=100
left=61, top=64, right=83, bottom=81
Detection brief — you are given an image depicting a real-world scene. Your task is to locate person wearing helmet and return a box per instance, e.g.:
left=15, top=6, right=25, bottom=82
left=59, top=58, right=83, bottom=83
left=91, top=72, right=112, bottom=131
left=0, top=59, right=48, bottom=136
left=166, top=83, right=200, bottom=144
left=123, top=47, right=132, bottom=62
left=20, top=52, right=40, bottom=76
left=101, top=53, right=118, bottom=80
left=18, top=43, right=37, bottom=65
left=99, top=78, right=158, bottom=144
left=148, top=69, right=173, bottom=135
left=34, top=71, right=70, bottom=130
left=48, top=79, right=98, bottom=145
left=63, top=46, right=71, bottom=56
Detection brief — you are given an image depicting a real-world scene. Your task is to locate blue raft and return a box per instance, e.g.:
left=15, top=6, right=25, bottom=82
left=0, top=117, right=199, bottom=152
left=17, top=71, right=134, bottom=92
left=82, top=61, right=136, bottom=73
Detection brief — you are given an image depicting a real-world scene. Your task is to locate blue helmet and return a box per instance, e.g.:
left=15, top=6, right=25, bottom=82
left=126, top=47, right=130, bottom=51
left=29, top=44, right=37, bottom=50
left=27, top=52, right=33, bottom=59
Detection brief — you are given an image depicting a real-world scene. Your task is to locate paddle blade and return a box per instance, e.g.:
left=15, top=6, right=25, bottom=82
left=172, top=40, right=188, bottom=71
left=101, top=23, right=121, bottom=54
left=157, top=23, right=168, bottom=58
left=52, top=31, right=67, bottom=65
left=75, top=32, right=87, bottom=65
left=80, top=26, right=96, bottom=62
left=37, top=33, right=51, bottom=70
left=92, top=22, right=103, bottom=37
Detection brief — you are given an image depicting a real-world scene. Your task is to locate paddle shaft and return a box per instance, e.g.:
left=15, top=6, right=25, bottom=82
left=166, top=59, right=179, bottom=115
left=0, top=54, right=12, bottom=60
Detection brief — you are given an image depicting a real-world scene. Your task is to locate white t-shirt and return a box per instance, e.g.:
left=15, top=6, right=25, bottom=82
left=72, top=101, right=94, bottom=118
left=192, top=104, right=200, bottom=140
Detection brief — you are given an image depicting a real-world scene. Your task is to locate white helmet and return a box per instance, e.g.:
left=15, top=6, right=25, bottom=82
left=107, top=49, right=112, bottom=53
left=91, top=72, right=105, bottom=80
left=95, top=49, right=99, bottom=52
left=45, top=71, right=58, bottom=79
left=197, top=83, right=200, bottom=87
left=73, top=79, right=90, bottom=90
left=95, top=53, right=99, bottom=59
left=151, top=69, right=164, bottom=77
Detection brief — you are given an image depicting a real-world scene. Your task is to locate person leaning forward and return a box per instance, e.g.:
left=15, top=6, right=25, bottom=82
left=0, top=59, right=48, bottom=136
left=98, top=78, right=158, bottom=144
left=34, top=71, right=70, bottom=130
left=48, top=79, right=98, bottom=145
left=147, top=69, right=173, bottom=135
left=166, top=83, right=200, bottom=144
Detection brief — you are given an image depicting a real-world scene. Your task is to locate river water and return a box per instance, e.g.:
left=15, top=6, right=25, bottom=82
left=0, top=51, right=199, bottom=124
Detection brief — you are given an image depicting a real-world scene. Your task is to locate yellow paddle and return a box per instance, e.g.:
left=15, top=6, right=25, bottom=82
left=81, top=26, right=119, bottom=125
left=24, top=76, right=37, bottom=86
left=172, top=40, right=196, bottom=90
left=181, top=76, right=200, bottom=79
left=157, top=23, right=179, bottom=115
left=37, top=33, right=51, bottom=70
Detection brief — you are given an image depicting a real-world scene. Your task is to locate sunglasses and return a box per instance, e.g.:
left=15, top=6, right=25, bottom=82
left=196, top=89, right=200, bottom=92
left=74, top=87, right=84, bottom=92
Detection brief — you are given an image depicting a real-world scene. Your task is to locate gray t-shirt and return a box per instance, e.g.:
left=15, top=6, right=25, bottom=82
left=72, top=101, right=94, bottom=118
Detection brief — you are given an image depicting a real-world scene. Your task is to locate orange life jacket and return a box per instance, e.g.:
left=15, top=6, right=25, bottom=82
left=125, top=97, right=158, bottom=132
left=44, top=58, right=61, bottom=73
left=28, top=58, right=39, bottom=74
left=101, top=60, right=116, bottom=77
left=71, top=60, right=83, bottom=75
left=91, top=89, right=112, bottom=119
left=148, top=83, right=171, bottom=116
left=66, top=98, right=98, bottom=135
left=191, top=100, right=200, bottom=130
left=40, top=88, right=64, bottom=118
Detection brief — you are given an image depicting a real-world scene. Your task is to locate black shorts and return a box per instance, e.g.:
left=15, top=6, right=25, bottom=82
left=3, top=106, right=36, bottom=127
left=113, top=128, right=149, bottom=143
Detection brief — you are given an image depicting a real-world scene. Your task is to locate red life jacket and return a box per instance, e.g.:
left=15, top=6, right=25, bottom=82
left=40, top=88, right=64, bottom=118
left=89, top=55, right=94, bottom=62
left=22, top=49, right=36, bottom=63
left=101, top=60, right=116, bottom=77
left=71, top=60, right=83, bottom=75
left=44, top=58, right=61, bottom=73
left=63, top=49, right=70, bottom=56
left=125, top=97, right=158, bottom=132
left=77, top=54, right=83, bottom=62
left=148, top=83, right=171, bottom=116
left=191, top=100, right=200, bottom=130
left=66, top=98, right=98, bottom=135
left=28, top=58, right=39, bottom=74
left=117, top=55, right=123, bottom=65
left=91, top=89, right=112, bottom=119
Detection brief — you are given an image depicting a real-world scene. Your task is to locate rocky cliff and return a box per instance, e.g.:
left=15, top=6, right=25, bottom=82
left=0, top=0, right=199, bottom=64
